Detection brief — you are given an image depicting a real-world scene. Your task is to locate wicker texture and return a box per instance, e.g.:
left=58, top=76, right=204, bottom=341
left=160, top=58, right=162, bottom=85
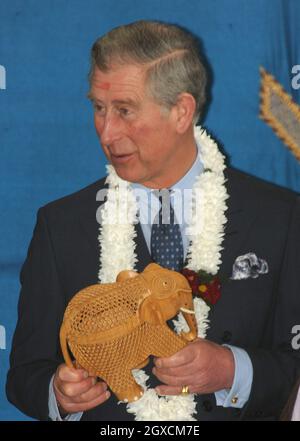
left=60, top=263, right=197, bottom=402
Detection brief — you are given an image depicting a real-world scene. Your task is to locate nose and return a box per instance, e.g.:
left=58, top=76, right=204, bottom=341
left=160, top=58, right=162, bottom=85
left=99, top=111, right=122, bottom=147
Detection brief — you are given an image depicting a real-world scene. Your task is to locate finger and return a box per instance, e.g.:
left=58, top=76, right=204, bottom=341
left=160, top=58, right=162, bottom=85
left=154, top=343, right=196, bottom=369
left=60, top=388, right=111, bottom=413
left=73, top=381, right=108, bottom=404
left=153, top=361, right=200, bottom=377
left=155, top=384, right=197, bottom=396
left=153, top=367, right=194, bottom=387
left=58, top=364, right=89, bottom=383
left=58, top=376, right=99, bottom=399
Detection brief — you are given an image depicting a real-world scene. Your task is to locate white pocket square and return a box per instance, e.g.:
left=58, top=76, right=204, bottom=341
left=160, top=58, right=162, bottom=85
left=231, top=252, right=269, bottom=280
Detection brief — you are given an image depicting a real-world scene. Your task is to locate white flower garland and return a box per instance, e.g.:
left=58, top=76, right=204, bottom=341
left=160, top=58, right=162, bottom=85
left=98, top=126, right=228, bottom=420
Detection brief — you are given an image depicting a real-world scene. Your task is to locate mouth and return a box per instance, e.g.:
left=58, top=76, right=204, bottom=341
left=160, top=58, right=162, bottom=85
left=110, top=153, right=135, bottom=164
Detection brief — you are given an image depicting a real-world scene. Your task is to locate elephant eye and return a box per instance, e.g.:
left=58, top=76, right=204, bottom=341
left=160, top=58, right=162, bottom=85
left=152, top=276, right=175, bottom=298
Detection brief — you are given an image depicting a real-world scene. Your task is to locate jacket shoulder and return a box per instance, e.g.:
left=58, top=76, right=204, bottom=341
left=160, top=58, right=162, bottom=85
left=39, top=177, right=107, bottom=221
left=226, top=168, right=299, bottom=208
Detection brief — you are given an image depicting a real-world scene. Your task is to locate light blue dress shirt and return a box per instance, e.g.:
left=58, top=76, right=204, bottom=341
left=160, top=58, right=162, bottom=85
left=49, top=144, right=253, bottom=420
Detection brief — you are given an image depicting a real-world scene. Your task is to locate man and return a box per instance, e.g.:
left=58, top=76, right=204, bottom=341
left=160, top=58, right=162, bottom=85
left=6, top=20, right=300, bottom=421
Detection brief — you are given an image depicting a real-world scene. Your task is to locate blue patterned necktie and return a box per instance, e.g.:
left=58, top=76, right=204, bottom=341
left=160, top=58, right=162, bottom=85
left=150, top=189, right=184, bottom=271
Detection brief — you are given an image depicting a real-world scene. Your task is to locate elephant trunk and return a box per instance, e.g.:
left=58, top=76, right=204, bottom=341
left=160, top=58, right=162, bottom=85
left=179, top=295, right=198, bottom=342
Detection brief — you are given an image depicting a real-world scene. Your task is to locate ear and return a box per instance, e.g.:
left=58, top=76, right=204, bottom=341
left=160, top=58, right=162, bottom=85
left=172, top=93, right=196, bottom=134
left=116, top=270, right=138, bottom=282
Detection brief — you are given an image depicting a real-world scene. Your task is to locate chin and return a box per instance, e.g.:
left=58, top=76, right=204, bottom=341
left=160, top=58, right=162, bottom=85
left=113, top=167, right=141, bottom=184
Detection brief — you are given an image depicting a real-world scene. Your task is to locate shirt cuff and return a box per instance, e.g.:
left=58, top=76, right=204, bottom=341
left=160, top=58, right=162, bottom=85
left=48, top=374, right=83, bottom=421
left=214, top=345, right=253, bottom=408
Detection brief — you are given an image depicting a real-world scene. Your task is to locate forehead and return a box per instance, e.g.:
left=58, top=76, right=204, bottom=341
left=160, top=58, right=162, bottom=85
left=90, top=65, right=147, bottom=101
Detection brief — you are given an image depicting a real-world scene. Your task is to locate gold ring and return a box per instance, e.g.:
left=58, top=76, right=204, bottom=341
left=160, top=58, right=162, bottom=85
left=181, top=385, right=189, bottom=395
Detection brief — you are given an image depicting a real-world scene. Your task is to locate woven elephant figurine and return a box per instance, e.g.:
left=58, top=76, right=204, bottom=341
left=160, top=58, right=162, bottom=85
left=60, top=263, right=197, bottom=403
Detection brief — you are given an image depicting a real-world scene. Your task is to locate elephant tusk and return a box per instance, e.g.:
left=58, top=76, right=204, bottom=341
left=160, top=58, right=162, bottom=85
left=180, top=307, right=195, bottom=314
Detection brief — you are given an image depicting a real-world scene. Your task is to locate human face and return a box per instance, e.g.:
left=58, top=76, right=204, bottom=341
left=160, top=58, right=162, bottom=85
left=89, top=65, right=189, bottom=188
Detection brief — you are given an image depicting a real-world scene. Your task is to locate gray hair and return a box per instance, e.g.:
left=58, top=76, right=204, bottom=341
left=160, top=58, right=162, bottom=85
left=89, top=20, right=207, bottom=122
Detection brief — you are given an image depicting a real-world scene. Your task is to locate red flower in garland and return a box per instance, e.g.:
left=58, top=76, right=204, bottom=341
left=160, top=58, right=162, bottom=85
left=181, top=268, right=200, bottom=293
left=181, top=268, right=221, bottom=306
left=198, top=277, right=221, bottom=305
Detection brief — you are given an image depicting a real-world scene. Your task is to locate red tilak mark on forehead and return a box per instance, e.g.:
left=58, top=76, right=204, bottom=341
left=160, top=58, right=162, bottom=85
left=97, top=82, right=110, bottom=90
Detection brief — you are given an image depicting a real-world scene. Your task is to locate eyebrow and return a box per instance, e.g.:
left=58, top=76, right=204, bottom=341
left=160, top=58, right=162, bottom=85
left=87, top=93, right=139, bottom=108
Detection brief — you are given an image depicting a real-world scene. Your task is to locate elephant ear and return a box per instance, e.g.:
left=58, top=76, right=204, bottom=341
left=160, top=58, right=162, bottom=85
left=139, top=296, right=164, bottom=325
left=116, top=270, right=138, bottom=282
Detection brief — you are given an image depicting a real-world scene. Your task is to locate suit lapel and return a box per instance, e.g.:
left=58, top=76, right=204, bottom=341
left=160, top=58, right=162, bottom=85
left=78, top=193, right=152, bottom=277
left=78, top=180, right=108, bottom=253
left=219, top=169, right=259, bottom=277
left=134, top=222, right=153, bottom=272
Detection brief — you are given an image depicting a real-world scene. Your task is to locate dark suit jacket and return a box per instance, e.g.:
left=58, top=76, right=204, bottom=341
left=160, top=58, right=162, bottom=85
left=6, top=168, right=300, bottom=421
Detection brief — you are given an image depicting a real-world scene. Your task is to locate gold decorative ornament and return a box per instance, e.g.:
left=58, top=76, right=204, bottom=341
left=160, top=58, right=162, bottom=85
left=60, top=263, right=197, bottom=403
left=260, top=67, right=300, bottom=161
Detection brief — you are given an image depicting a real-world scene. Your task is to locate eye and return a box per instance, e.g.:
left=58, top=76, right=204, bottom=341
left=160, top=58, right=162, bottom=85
left=93, top=103, right=106, bottom=116
left=118, top=108, right=130, bottom=117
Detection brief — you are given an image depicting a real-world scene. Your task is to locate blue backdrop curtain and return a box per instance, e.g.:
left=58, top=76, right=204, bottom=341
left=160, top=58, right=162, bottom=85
left=0, top=0, right=299, bottom=420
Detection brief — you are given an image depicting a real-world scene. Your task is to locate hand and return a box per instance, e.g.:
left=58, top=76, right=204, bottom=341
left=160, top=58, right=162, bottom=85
left=53, top=363, right=110, bottom=415
left=153, top=338, right=235, bottom=396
